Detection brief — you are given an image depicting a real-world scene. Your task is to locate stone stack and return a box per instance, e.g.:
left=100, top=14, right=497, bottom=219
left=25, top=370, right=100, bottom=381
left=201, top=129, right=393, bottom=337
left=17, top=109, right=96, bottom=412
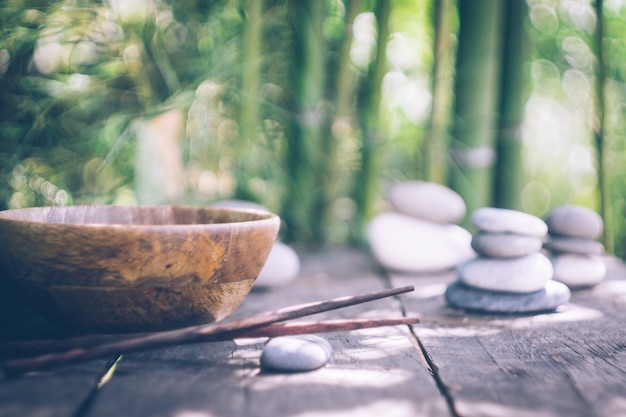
left=445, top=207, right=571, bottom=314
left=367, top=181, right=475, bottom=273
left=543, top=205, right=607, bottom=288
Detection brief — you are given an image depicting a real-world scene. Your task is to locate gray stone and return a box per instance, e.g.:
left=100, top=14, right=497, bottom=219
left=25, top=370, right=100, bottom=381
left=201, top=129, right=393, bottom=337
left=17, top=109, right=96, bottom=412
left=471, top=232, right=543, bottom=258
left=471, top=207, right=548, bottom=237
left=367, top=212, right=475, bottom=273
left=260, top=335, right=332, bottom=372
left=543, top=235, right=605, bottom=256
left=255, top=241, right=301, bottom=287
left=550, top=253, right=607, bottom=288
left=458, top=252, right=553, bottom=293
left=544, top=205, right=604, bottom=240
left=445, top=280, right=571, bottom=314
left=387, top=181, right=466, bottom=224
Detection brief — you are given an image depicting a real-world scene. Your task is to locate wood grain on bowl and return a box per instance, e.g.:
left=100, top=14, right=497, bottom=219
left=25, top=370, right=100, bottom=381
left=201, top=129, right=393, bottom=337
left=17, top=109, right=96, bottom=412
left=0, top=205, right=280, bottom=333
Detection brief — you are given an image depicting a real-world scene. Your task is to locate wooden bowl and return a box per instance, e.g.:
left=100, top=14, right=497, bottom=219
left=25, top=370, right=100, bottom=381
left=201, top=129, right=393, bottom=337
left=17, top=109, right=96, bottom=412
left=0, top=205, right=280, bottom=333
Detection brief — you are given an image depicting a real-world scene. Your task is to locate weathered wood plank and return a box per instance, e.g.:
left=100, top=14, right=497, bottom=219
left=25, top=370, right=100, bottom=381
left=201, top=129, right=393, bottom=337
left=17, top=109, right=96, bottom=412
left=7, top=247, right=626, bottom=417
left=83, top=341, right=252, bottom=417
left=389, top=256, right=626, bottom=417
left=73, top=247, right=449, bottom=417
left=0, top=358, right=120, bottom=417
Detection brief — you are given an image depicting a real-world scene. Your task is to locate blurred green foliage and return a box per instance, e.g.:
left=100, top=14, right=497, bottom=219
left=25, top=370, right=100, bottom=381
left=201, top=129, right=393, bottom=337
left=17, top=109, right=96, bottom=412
left=1, top=0, right=626, bottom=255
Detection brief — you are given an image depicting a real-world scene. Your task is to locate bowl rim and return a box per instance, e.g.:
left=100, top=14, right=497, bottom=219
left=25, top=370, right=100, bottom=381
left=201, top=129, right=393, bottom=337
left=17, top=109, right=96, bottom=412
left=0, top=204, right=280, bottom=230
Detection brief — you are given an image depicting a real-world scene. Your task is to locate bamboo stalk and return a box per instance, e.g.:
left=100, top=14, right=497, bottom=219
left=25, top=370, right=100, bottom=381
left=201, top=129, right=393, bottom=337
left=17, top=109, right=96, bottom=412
left=3, top=286, right=414, bottom=377
left=236, top=0, right=263, bottom=200
left=333, top=0, right=360, bottom=119
left=317, top=0, right=361, bottom=243
left=282, top=1, right=327, bottom=242
left=425, top=0, right=456, bottom=185
left=593, top=0, right=613, bottom=254
left=352, top=0, right=391, bottom=239
left=493, top=0, right=527, bottom=210
left=449, top=0, right=504, bottom=216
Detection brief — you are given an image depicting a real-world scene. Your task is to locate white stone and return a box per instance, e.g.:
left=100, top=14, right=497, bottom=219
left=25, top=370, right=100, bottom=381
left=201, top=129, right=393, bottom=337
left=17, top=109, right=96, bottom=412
left=550, top=253, right=607, bottom=288
left=260, top=335, right=332, bottom=372
left=387, top=181, right=466, bottom=224
left=543, top=235, right=605, bottom=256
left=367, top=212, right=475, bottom=273
left=458, top=252, right=554, bottom=293
left=471, top=232, right=544, bottom=258
left=471, top=207, right=548, bottom=237
left=545, top=205, right=604, bottom=240
left=255, top=241, right=301, bottom=287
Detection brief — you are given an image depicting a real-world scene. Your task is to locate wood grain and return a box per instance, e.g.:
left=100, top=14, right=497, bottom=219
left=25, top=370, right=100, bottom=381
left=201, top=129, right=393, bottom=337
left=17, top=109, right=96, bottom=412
left=0, top=205, right=280, bottom=332
left=389, top=256, right=626, bottom=417
left=4, top=247, right=626, bottom=417
left=71, top=248, right=449, bottom=417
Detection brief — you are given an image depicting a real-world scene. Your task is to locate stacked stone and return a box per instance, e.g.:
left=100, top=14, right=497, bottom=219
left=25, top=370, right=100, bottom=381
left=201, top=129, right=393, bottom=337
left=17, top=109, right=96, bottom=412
left=367, top=181, right=475, bottom=273
left=446, top=207, right=571, bottom=314
left=543, top=205, right=606, bottom=288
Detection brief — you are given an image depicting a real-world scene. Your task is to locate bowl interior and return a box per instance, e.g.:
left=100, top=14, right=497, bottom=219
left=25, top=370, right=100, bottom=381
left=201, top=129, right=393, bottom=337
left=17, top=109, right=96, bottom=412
left=0, top=205, right=275, bottom=226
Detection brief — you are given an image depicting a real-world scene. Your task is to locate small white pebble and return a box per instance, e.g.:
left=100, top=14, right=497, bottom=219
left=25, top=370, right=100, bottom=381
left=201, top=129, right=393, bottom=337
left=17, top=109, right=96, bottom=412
left=260, top=335, right=332, bottom=372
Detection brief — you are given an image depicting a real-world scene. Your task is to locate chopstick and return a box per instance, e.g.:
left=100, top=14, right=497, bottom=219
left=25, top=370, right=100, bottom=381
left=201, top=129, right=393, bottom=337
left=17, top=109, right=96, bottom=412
left=0, top=334, right=137, bottom=357
left=1, top=317, right=420, bottom=357
left=232, top=317, right=420, bottom=338
left=3, top=286, right=416, bottom=377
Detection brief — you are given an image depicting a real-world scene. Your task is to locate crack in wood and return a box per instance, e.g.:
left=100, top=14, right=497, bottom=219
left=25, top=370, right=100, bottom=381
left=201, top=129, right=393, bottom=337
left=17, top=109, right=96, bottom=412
left=408, top=326, right=461, bottom=417
left=71, top=354, right=123, bottom=417
left=380, top=272, right=460, bottom=417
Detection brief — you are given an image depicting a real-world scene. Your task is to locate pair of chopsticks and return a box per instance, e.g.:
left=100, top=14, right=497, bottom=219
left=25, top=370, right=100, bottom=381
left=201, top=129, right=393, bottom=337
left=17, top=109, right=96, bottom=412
left=2, top=286, right=419, bottom=377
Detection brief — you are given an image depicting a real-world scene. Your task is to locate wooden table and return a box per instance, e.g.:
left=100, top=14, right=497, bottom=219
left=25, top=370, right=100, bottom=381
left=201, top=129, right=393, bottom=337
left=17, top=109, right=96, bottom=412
left=2, top=247, right=626, bottom=417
